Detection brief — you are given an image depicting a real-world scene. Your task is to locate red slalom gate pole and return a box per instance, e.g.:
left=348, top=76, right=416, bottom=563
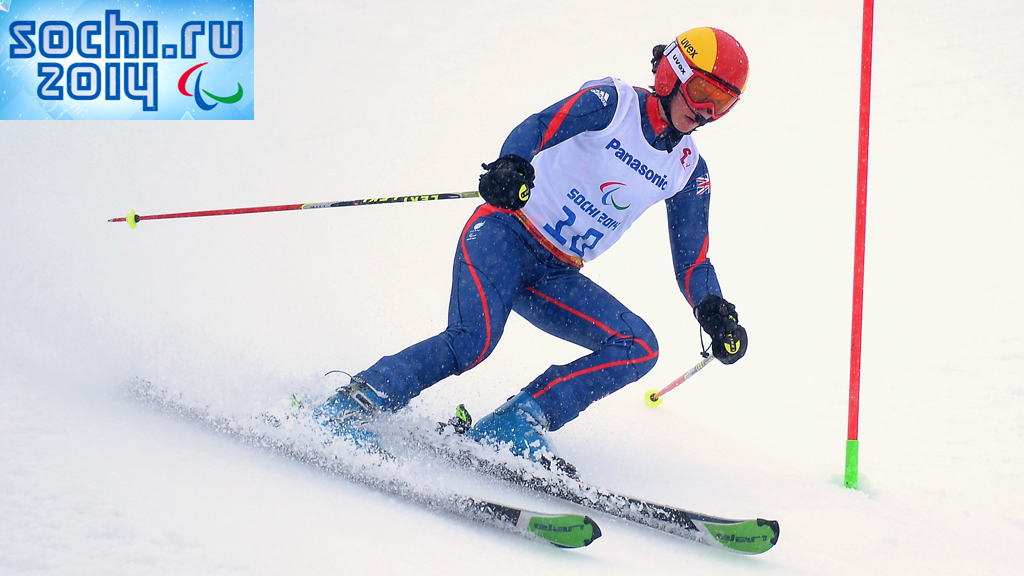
left=108, top=191, right=481, bottom=228
left=846, top=0, right=875, bottom=490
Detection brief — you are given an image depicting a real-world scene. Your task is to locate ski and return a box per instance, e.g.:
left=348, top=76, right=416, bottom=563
left=467, top=501, right=601, bottom=549
left=291, top=389, right=778, bottom=553
left=406, top=419, right=779, bottom=554
left=124, top=380, right=600, bottom=549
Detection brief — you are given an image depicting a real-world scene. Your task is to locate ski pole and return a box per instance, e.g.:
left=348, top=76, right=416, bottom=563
left=108, top=190, right=481, bottom=228
left=644, top=355, right=716, bottom=407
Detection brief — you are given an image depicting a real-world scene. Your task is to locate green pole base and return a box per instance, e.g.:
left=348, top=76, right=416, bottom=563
left=844, top=439, right=859, bottom=490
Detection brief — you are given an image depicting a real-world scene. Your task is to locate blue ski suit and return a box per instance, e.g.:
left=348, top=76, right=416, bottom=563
left=356, top=80, right=724, bottom=431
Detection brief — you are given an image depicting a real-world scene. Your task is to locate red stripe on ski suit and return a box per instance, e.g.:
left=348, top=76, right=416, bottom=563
left=683, top=234, right=710, bottom=306
left=458, top=204, right=508, bottom=371
left=537, top=89, right=590, bottom=152
left=525, top=286, right=658, bottom=399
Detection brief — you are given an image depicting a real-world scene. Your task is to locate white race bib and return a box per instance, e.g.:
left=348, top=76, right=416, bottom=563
left=521, top=77, right=700, bottom=262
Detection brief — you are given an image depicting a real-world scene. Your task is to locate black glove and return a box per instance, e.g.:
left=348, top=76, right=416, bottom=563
left=478, top=154, right=535, bottom=210
left=694, top=294, right=748, bottom=365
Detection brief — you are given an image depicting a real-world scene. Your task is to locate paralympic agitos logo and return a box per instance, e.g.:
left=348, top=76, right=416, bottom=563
left=178, top=62, right=243, bottom=110
left=4, top=5, right=251, bottom=119
left=599, top=182, right=630, bottom=211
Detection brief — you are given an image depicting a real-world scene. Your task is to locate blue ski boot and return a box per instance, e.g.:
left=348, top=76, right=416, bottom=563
left=312, top=376, right=387, bottom=449
left=466, top=391, right=552, bottom=460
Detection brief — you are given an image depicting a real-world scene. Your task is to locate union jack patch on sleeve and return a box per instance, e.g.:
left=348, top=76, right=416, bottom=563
left=696, top=175, right=711, bottom=195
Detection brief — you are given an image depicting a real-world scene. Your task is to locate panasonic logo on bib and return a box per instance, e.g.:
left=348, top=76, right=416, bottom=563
left=604, top=139, right=669, bottom=190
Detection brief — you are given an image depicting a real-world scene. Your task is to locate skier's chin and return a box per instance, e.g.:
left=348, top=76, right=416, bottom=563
left=677, top=121, right=700, bottom=136
left=672, top=113, right=702, bottom=135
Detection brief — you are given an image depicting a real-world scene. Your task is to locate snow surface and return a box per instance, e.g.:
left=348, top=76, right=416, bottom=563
left=3, top=1, right=1023, bottom=574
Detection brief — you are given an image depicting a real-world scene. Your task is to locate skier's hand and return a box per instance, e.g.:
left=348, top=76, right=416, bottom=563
left=479, top=155, right=535, bottom=210
left=695, top=294, right=747, bottom=364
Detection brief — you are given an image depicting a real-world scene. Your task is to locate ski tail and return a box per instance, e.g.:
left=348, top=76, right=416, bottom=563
left=519, top=511, right=602, bottom=549
left=696, top=517, right=780, bottom=554
left=471, top=500, right=601, bottom=548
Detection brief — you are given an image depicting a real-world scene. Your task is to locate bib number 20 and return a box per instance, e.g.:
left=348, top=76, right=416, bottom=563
left=543, top=206, right=604, bottom=259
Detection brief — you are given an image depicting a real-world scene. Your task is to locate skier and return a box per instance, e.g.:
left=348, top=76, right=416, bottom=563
left=316, top=27, right=750, bottom=460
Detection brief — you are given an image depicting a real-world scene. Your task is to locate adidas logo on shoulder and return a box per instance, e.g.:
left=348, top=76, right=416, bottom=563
left=589, top=87, right=610, bottom=106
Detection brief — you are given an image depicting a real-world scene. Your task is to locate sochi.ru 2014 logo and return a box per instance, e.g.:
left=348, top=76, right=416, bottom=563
left=178, top=62, right=242, bottom=110
left=1, top=2, right=253, bottom=120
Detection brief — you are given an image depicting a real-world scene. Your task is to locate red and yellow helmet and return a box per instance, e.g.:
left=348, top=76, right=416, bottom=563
left=654, top=27, right=749, bottom=120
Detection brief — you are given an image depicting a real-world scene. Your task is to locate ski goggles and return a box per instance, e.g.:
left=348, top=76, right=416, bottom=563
left=681, top=71, right=740, bottom=120
left=664, top=42, right=741, bottom=120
